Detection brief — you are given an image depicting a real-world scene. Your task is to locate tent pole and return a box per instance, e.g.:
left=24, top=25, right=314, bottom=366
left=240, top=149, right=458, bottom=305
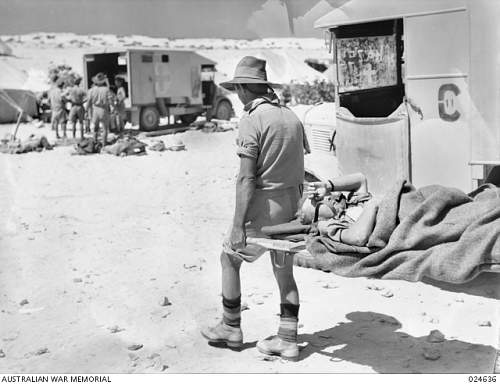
left=12, top=109, right=23, bottom=140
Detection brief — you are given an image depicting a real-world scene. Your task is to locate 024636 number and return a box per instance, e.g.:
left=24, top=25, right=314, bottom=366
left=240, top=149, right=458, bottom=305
left=468, top=376, right=497, bottom=382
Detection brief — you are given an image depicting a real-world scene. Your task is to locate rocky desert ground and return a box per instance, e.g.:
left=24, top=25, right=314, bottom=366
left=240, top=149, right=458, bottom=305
left=0, top=33, right=498, bottom=373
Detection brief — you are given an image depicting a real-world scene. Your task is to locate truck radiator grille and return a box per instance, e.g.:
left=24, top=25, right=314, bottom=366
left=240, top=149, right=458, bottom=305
left=310, top=127, right=334, bottom=153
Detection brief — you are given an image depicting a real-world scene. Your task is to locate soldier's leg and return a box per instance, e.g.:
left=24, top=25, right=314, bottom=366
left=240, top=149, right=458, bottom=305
left=53, top=120, right=60, bottom=139
left=93, top=121, right=99, bottom=142
left=256, top=251, right=299, bottom=361
left=102, top=114, right=109, bottom=146
left=200, top=251, right=244, bottom=348
left=79, top=119, right=84, bottom=139
left=61, top=112, right=67, bottom=138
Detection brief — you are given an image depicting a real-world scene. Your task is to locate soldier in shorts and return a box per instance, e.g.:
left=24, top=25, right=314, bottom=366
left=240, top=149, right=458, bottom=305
left=48, top=78, right=67, bottom=139
left=67, top=77, right=87, bottom=139
left=85, top=73, right=115, bottom=147
left=201, top=57, right=309, bottom=361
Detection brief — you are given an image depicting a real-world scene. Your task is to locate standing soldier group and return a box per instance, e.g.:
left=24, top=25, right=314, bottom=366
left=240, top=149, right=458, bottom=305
left=48, top=72, right=126, bottom=147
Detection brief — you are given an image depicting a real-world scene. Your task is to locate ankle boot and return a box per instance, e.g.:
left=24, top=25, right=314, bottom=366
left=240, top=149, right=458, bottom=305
left=201, top=321, right=243, bottom=349
left=257, top=335, right=299, bottom=361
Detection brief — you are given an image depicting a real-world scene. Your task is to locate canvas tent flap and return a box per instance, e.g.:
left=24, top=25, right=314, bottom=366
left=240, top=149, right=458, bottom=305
left=0, top=89, right=38, bottom=123
left=0, top=39, right=13, bottom=56
left=314, top=0, right=466, bottom=28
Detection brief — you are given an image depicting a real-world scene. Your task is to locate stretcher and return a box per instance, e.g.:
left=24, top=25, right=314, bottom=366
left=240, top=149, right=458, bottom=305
left=246, top=237, right=500, bottom=274
left=246, top=237, right=324, bottom=271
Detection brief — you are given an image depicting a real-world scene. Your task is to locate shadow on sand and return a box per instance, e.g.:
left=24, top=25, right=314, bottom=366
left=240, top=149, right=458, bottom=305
left=298, top=311, right=497, bottom=373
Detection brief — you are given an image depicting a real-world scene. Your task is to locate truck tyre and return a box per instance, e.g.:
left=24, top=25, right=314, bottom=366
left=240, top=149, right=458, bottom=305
left=214, top=99, right=233, bottom=121
left=180, top=113, right=198, bottom=125
left=140, top=106, right=160, bottom=130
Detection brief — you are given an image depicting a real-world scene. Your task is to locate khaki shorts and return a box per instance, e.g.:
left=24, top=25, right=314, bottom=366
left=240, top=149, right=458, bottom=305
left=51, top=109, right=67, bottom=124
left=69, top=105, right=85, bottom=124
left=91, top=106, right=110, bottom=129
left=225, top=185, right=302, bottom=262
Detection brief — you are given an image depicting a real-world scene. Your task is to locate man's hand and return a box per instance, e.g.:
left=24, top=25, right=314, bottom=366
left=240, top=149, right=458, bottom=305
left=306, top=181, right=330, bottom=200
left=227, top=225, right=246, bottom=252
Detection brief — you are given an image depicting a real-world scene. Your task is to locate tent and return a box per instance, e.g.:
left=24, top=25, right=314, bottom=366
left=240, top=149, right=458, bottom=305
left=0, top=39, right=13, bottom=56
left=0, top=59, right=38, bottom=123
left=0, top=89, right=38, bottom=124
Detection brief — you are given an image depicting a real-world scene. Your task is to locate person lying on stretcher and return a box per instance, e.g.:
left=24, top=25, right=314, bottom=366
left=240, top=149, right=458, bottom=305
left=302, top=173, right=381, bottom=247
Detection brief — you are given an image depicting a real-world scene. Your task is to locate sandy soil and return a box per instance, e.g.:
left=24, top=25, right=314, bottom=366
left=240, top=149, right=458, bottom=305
left=0, top=122, right=498, bottom=373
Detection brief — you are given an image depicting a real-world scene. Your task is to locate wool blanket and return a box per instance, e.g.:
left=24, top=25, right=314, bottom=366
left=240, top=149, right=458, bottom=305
left=305, top=181, right=500, bottom=283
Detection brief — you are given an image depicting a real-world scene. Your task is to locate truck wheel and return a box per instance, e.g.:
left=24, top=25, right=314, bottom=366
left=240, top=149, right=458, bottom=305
left=140, top=106, right=160, bottom=130
left=214, top=99, right=233, bottom=121
left=180, top=113, right=198, bottom=125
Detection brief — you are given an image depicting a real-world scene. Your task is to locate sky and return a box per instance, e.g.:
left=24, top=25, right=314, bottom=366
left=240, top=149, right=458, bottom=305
left=0, top=0, right=341, bottom=39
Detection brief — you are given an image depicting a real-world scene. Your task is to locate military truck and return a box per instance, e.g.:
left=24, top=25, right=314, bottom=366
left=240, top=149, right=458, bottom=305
left=83, top=49, right=233, bottom=130
left=307, top=0, right=500, bottom=195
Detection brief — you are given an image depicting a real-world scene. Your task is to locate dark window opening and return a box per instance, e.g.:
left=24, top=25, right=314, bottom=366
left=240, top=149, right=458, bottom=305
left=161, top=55, right=169, bottom=63
left=333, top=19, right=405, bottom=117
left=141, top=55, right=153, bottom=63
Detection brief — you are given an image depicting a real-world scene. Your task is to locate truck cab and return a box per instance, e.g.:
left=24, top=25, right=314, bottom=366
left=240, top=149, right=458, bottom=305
left=83, top=49, right=233, bottom=130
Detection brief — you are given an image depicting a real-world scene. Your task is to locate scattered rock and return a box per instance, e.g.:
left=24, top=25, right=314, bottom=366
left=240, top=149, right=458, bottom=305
left=422, top=347, right=441, bottom=361
left=254, top=300, right=264, bottom=305
left=426, top=330, right=445, bottom=343
left=455, top=297, right=465, bottom=303
left=160, top=365, right=169, bottom=371
left=381, top=290, right=394, bottom=298
left=19, top=299, right=29, bottom=306
left=366, top=284, right=384, bottom=291
left=183, top=264, right=199, bottom=271
left=108, top=325, right=125, bottom=333
left=165, top=344, right=176, bottom=349
left=0, top=349, right=5, bottom=358
left=35, top=347, right=49, bottom=355
left=73, top=278, right=83, bottom=283
left=127, top=344, right=143, bottom=351
left=477, top=320, right=492, bottom=327
left=322, top=283, right=338, bottom=289
left=241, top=302, right=249, bottom=311
left=161, top=311, right=171, bottom=318
left=159, top=297, right=172, bottom=307
left=128, top=353, right=140, bottom=361
left=298, top=323, right=304, bottom=329
left=147, top=353, right=160, bottom=360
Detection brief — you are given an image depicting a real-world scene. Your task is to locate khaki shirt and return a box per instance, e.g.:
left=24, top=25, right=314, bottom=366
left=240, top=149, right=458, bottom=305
left=236, top=95, right=305, bottom=190
left=86, top=85, right=115, bottom=109
left=68, top=86, right=87, bottom=105
left=48, top=86, right=65, bottom=113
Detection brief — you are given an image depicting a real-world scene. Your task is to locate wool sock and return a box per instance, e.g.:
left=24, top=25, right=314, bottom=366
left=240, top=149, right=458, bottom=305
left=222, top=295, right=241, bottom=328
left=278, top=303, right=299, bottom=343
